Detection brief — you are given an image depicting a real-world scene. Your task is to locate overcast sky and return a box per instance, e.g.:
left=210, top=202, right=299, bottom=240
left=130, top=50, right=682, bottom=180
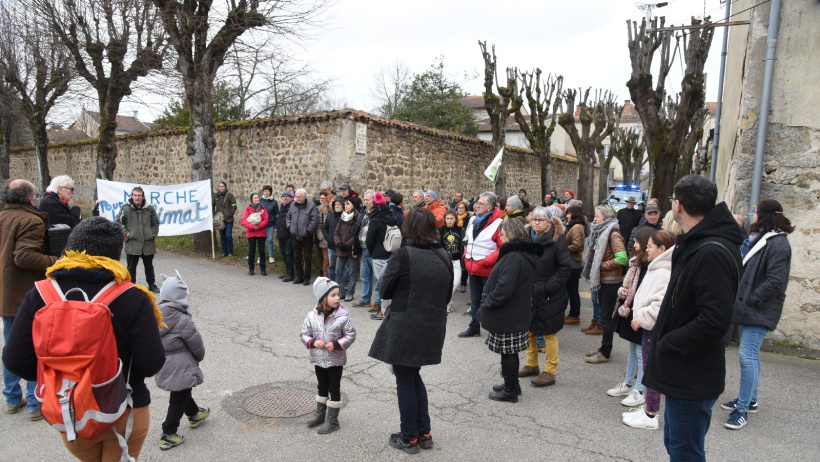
left=120, top=0, right=733, bottom=122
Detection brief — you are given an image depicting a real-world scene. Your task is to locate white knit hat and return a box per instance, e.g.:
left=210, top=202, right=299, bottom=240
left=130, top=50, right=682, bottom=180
left=313, top=277, right=340, bottom=305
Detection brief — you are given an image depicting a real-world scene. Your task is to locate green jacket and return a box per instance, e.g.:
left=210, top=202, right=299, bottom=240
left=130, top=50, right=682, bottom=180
left=117, top=199, right=160, bottom=256
left=213, top=191, right=237, bottom=223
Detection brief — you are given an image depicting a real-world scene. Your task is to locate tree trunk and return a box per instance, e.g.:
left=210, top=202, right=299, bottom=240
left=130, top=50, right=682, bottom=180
left=651, top=145, right=677, bottom=214
left=598, top=155, right=613, bottom=211
left=188, top=77, right=217, bottom=253
left=31, top=119, right=51, bottom=193
left=0, top=121, right=10, bottom=182
left=539, top=152, right=550, bottom=201
left=95, top=97, right=121, bottom=181
left=577, top=151, right=596, bottom=217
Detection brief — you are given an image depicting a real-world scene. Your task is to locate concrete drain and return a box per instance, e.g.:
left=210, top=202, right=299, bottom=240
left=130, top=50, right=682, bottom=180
left=242, top=388, right=314, bottom=418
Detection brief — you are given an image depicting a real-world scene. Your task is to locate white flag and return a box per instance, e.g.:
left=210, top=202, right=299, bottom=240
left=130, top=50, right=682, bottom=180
left=484, top=147, right=504, bottom=182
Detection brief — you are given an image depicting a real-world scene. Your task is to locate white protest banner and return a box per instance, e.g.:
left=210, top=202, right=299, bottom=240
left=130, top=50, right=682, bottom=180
left=484, top=147, right=504, bottom=182
left=96, top=179, right=213, bottom=236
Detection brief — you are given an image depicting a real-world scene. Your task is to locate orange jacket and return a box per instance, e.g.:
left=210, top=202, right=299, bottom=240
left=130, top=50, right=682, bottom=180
left=426, top=200, right=448, bottom=227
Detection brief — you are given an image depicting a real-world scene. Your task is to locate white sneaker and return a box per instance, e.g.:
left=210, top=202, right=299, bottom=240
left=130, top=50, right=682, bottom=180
left=621, top=389, right=645, bottom=407
left=269, top=257, right=275, bottom=264
left=606, top=382, right=633, bottom=397
left=622, top=408, right=658, bottom=429
left=622, top=407, right=643, bottom=418
left=446, top=302, right=453, bottom=313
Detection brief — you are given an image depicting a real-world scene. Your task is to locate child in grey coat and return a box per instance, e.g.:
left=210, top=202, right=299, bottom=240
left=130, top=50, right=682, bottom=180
left=155, top=271, right=209, bottom=450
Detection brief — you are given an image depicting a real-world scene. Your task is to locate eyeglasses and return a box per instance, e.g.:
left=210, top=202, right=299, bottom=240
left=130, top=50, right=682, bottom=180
left=61, top=186, right=75, bottom=192
left=668, top=196, right=676, bottom=203
left=531, top=218, right=547, bottom=223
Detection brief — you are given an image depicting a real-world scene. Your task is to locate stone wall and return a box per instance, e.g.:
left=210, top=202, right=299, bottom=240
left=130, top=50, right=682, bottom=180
left=716, top=0, right=820, bottom=348
left=10, top=108, right=579, bottom=221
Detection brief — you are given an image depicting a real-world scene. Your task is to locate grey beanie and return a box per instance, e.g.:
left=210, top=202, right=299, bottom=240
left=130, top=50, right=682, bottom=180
left=313, top=277, right=340, bottom=305
left=281, top=190, right=294, bottom=198
left=66, top=217, right=124, bottom=260
left=426, top=189, right=439, bottom=200
left=160, top=270, right=189, bottom=307
left=506, top=195, right=524, bottom=211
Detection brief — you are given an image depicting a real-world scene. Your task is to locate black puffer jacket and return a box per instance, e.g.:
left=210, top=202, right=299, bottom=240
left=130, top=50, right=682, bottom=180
left=323, top=206, right=343, bottom=251
left=276, top=202, right=291, bottom=239
left=365, top=205, right=397, bottom=259
left=479, top=239, right=541, bottom=334
left=260, top=196, right=279, bottom=229
left=643, top=202, right=743, bottom=400
left=531, top=218, right=572, bottom=335
left=39, top=193, right=81, bottom=228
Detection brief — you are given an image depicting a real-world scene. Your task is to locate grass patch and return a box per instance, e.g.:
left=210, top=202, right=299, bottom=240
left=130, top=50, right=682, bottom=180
left=769, top=339, right=805, bottom=349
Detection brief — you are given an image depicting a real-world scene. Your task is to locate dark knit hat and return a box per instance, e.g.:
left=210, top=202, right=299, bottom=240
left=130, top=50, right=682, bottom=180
left=66, top=216, right=124, bottom=260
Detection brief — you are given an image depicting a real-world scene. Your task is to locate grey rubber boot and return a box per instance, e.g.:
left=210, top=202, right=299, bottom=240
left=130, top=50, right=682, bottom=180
left=316, top=401, right=341, bottom=434
left=306, top=396, right=328, bottom=428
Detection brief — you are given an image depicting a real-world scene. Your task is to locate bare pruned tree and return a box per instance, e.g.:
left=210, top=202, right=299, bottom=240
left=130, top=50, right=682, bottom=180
left=514, top=70, right=563, bottom=200
left=558, top=88, right=622, bottom=217
left=32, top=0, right=166, bottom=182
left=0, top=80, right=22, bottom=182
left=478, top=41, right=521, bottom=197
left=0, top=3, right=75, bottom=191
left=371, top=59, right=411, bottom=118
left=677, top=103, right=709, bottom=182
left=626, top=16, right=714, bottom=211
left=610, top=127, right=646, bottom=188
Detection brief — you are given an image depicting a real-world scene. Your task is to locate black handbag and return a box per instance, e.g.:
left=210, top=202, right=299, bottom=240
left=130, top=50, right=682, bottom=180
left=610, top=303, right=643, bottom=345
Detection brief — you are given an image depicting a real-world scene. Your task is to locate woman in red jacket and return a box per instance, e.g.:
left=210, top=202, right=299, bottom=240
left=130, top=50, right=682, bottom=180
left=241, top=193, right=269, bottom=276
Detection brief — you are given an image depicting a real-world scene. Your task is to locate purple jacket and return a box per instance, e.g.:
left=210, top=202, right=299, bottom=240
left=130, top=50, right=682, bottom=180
left=300, top=305, right=356, bottom=368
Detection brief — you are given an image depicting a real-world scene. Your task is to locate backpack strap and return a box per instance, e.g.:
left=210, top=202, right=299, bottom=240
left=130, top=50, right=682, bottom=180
left=92, top=281, right=136, bottom=306
left=35, top=279, right=65, bottom=305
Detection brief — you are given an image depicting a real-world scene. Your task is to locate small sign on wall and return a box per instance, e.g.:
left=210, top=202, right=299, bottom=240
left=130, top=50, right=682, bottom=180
left=355, top=122, right=367, bottom=154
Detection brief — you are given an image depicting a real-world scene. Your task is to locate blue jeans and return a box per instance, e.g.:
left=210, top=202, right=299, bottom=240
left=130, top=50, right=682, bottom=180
left=592, top=289, right=601, bottom=322
left=468, top=274, right=488, bottom=332
left=2, top=317, right=37, bottom=411
left=624, top=341, right=644, bottom=392
left=737, top=324, right=767, bottom=412
left=327, top=248, right=337, bottom=281
left=278, top=236, right=294, bottom=276
left=265, top=226, right=276, bottom=258
left=393, top=365, right=430, bottom=442
left=219, top=222, right=234, bottom=255
left=360, top=249, right=378, bottom=304
left=335, top=255, right=359, bottom=298
left=664, top=396, right=718, bottom=462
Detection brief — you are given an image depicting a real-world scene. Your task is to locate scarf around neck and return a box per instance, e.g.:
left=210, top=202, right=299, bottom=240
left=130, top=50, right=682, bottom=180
left=582, top=218, right=619, bottom=291
left=341, top=211, right=355, bottom=222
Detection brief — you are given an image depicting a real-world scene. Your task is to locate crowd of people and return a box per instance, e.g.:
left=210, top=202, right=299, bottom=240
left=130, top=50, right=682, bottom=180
left=0, top=173, right=795, bottom=460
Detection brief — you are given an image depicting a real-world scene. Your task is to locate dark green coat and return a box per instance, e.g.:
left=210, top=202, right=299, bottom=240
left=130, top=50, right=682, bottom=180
left=116, top=199, right=159, bottom=256
left=213, top=192, right=237, bottom=223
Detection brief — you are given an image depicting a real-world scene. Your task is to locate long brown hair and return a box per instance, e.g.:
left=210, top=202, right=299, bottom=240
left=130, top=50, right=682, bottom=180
left=632, top=227, right=655, bottom=265
left=403, top=208, right=439, bottom=245
left=750, top=199, right=794, bottom=234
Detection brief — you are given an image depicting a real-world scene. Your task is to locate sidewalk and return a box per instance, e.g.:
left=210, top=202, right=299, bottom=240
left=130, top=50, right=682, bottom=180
left=1, top=251, right=818, bottom=461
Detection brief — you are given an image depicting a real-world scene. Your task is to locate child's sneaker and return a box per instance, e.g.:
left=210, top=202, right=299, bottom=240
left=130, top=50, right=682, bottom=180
left=159, top=433, right=184, bottom=450
left=418, top=432, right=434, bottom=449
left=720, top=398, right=758, bottom=413
left=188, top=407, right=210, bottom=428
left=388, top=432, right=420, bottom=454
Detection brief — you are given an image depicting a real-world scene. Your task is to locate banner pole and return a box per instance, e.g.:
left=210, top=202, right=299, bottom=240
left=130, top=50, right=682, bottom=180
left=211, top=230, right=216, bottom=259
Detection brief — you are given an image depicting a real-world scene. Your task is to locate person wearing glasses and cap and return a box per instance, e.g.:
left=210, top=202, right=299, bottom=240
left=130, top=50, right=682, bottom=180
left=39, top=175, right=82, bottom=229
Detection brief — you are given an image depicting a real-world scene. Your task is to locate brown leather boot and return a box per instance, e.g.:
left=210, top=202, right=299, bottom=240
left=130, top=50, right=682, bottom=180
left=564, top=316, right=580, bottom=325
left=585, top=320, right=604, bottom=335
left=581, top=320, right=597, bottom=332
left=518, top=365, right=540, bottom=377
left=531, top=371, right=556, bottom=387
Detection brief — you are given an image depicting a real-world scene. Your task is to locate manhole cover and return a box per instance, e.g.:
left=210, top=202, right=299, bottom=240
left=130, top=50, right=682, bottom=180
left=242, top=388, right=315, bottom=418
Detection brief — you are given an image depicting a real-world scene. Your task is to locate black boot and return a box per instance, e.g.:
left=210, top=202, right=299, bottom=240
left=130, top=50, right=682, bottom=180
left=306, top=396, right=327, bottom=428
left=317, top=401, right=341, bottom=434
left=492, top=382, right=522, bottom=396
left=489, top=376, right=519, bottom=403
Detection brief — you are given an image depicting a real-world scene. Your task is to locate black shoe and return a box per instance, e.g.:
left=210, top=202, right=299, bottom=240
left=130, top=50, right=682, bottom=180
left=279, top=274, right=287, bottom=279
left=293, top=278, right=304, bottom=284
left=492, top=383, right=522, bottom=396
left=260, top=268, right=267, bottom=276
left=282, top=276, right=294, bottom=282
left=148, top=284, right=160, bottom=293
left=388, top=433, right=420, bottom=455
left=370, top=312, right=384, bottom=320
left=302, top=280, right=310, bottom=286
left=418, top=432, right=434, bottom=450
left=458, top=329, right=480, bottom=338
left=248, top=269, right=254, bottom=276
left=489, top=387, right=519, bottom=403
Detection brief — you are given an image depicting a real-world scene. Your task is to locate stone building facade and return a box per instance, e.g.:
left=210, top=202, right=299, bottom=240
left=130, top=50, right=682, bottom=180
left=10, top=108, right=579, bottom=223
left=715, top=0, right=820, bottom=348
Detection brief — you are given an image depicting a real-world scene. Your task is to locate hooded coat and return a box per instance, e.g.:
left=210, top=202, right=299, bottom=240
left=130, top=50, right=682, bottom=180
left=479, top=239, right=541, bottom=334
left=365, top=204, right=398, bottom=259
left=643, top=202, right=743, bottom=400
left=531, top=217, right=572, bottom=335
left=241, top=204, right=269, bottom=238
left=300, top=305, right=356, bottom=368
left=116, top=198, right=160, bottom=256
left=732, top=232, right=791, bottom=331
left=322, top=202, right=343, bottom=251
left=154, top=301, right=205, bottom=392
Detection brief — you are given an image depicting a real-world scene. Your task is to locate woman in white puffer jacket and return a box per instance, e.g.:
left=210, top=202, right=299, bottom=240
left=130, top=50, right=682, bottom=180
left=622, top=229, right=677, bottom=430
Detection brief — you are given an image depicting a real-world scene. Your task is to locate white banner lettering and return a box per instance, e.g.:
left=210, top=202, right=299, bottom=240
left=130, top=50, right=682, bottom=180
left=96, top=179, right=213, bottom=236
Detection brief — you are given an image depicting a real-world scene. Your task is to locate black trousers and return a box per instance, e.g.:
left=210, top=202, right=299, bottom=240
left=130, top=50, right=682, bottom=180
left=598, top=283, right=620, bottom=358
left=500, top=353, right=520, bottom=387
left=315, top=365, right=343, bottom=401
left=293, top=238, right=314, bottom=280
left=161, top=388, right=199, bottom=435
left=247, top=237, right=266, bottom=270
left=126, top=253, right=155, bottom=285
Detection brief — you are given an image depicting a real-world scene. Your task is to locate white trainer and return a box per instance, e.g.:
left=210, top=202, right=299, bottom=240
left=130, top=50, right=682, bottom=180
left=623, top=408, right=658, bottom=429
left=606, top=382, right=633, bottom=397
left=269, top=257, right=275, bottom=264
left=621, top=389, right=646, bottom=407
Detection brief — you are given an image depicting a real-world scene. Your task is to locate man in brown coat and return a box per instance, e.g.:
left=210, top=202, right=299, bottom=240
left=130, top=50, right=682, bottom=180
left=0, top=179, right=57, bottom=420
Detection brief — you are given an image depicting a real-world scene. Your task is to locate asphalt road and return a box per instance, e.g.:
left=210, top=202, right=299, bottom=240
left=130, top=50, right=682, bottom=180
left=1, top=251, right=818, bottom=461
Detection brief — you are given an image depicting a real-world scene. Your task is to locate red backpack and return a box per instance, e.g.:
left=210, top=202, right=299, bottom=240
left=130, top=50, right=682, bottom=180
left=33, top=279, right=136, bottom=460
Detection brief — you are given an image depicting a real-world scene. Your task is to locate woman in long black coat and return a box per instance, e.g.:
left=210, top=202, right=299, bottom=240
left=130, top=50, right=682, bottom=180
left=479, top=219, right=541, bottom=402
left=519, top=206, right=572, bottom=387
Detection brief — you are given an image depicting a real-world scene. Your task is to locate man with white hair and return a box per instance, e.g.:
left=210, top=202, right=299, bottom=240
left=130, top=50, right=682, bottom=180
left=286, top=188, right=319, bottom=285
left=39, top=175, right=81, bottom=228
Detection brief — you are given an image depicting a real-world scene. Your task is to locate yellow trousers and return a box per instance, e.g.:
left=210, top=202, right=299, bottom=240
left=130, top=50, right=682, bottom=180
left=525, top=332, right=559, bottom=374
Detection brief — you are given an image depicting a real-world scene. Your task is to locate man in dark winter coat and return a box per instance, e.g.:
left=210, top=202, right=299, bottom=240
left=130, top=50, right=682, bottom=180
left=3, top=216, right=165, bottom=460
left=626, top=204, right=662, bottom=251
left=277, top=190, right=295, bottom=281
left=286, top=188, right=319, bottom=285
left=338, top=183, right=362, bottom=212
left=616, top=197, right=642, bottom=251
left=39, top=175, right=81, bottom=229
left=643, top=175, right=743, bottom=462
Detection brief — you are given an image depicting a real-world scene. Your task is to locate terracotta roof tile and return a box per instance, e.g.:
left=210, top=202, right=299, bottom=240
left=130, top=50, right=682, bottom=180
left=47, top=129, right=89, bottom=143
left=85, top=111, right=150, bottom=132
